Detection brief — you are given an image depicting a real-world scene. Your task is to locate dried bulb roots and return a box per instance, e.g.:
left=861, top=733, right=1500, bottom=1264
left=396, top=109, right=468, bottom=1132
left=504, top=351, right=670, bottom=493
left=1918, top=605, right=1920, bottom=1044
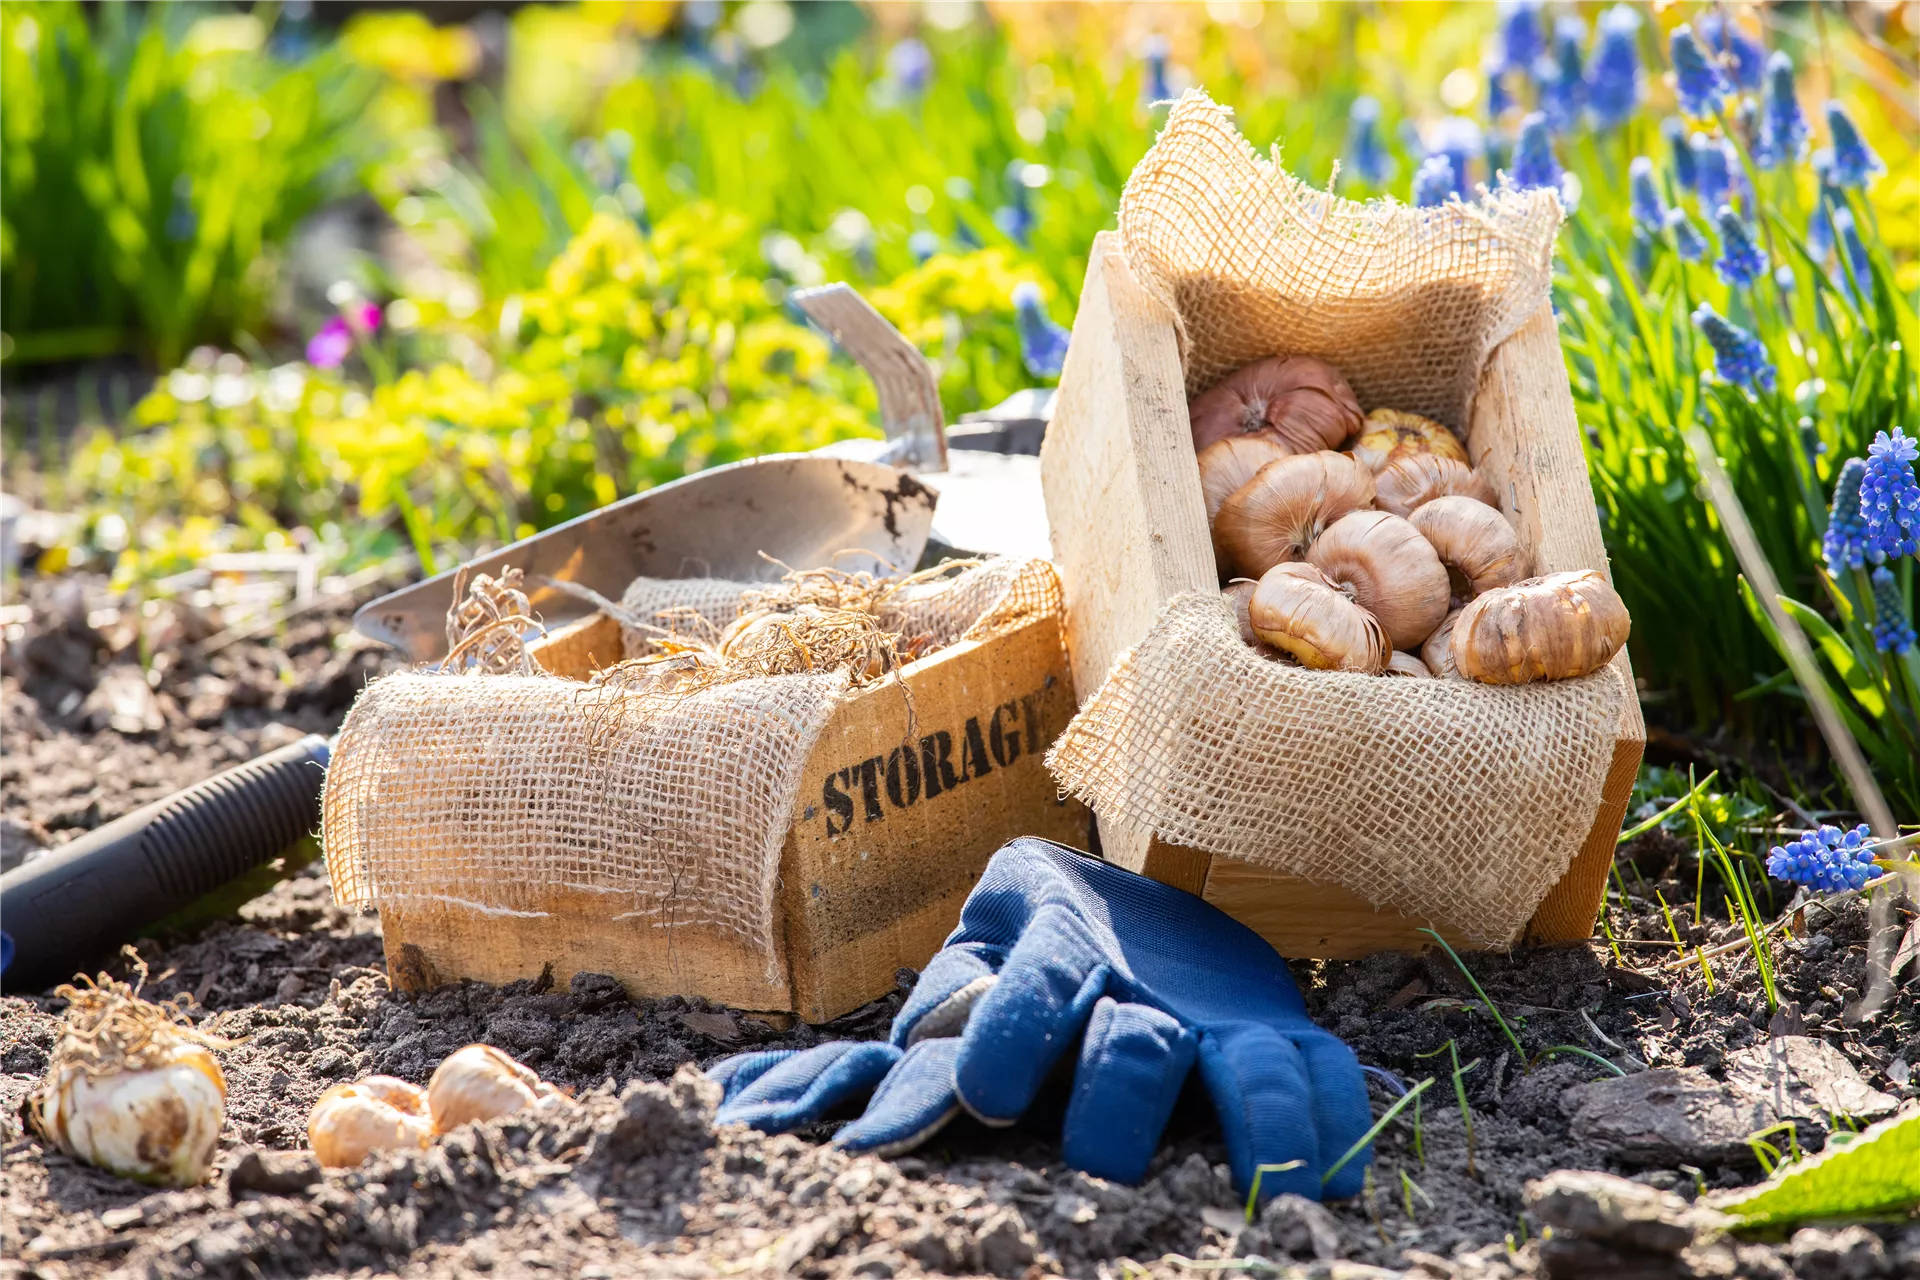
left=1452, top=570, right=1632, bottom=684
left=1373, top=450, right=1499, bottom=517
left=1249, top=563, right=1390, bottom=673
left=308, top=1076, right=432, bottom=1168
left=1346, top=409, right=1469, bottom=474
left=1188, top=356, right=1364, bottom=454
left=1304, top=510, right=1451, bottom=650
left=1408, top=496, right=1527, bottom=607
left=1212, top=451, right=1375, bottom=580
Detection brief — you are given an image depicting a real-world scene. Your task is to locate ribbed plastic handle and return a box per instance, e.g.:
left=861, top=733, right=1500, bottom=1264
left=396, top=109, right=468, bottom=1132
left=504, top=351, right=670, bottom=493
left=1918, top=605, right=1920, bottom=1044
left=137, top=740, right=332, bottom=901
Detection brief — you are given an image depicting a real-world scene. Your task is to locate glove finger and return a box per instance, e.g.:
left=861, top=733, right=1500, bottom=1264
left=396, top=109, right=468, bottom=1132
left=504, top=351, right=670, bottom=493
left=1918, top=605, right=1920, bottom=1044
left=1291, top=1031, right=1374, bottom=1201
left=706, top=1049, right=802, bottom=1103
left=834, top=1037, right=964, bottom=1158
left=1062, top=998, right=1196, bottom=1185
left=954, top=904, right=1111, bottom=1125
left=714, top=1040, right=902, bottom=1133
left=1197, top=1023, right=1323, bottom=1203
left=893, top=943, right=1001, bottom=1048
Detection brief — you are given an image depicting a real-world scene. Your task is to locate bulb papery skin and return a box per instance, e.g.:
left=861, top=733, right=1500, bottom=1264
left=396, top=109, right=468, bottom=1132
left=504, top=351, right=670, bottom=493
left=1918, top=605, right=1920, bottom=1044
left=1249, top=562, right=1391, bottom=673
left=1211, top=451, right=1376, bottom=580
left=1223, top=581, right=1285, bottom=659
left=1452, top=570, right=1631, bottom=683
left=1385, top=651, right=1432, bottom=677
left=1197, top=432, right=1295, bottom=520
left=1188, top=355, right=1364, bottom=454
left=309, top=1076, right=433, bottom=1168
left=1305, top=509, right=1452, bottom=650
left=428, top=1045, right=555, bottom=1135
left=1408, top=495, right=1527, bottom=606
left=1422, top=606, right=1466, bottom=679
left=1374, top=450, right=1499, bottom=517
left=1346, top=408, right=1469, bottom=473
left=40, top=1043, right=226, bottom=1187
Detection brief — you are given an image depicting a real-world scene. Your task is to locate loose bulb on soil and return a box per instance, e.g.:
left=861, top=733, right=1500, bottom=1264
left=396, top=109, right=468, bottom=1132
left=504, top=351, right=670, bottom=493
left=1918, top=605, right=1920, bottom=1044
left=1188, top=356, right=1364, bottom=454
left=1452, top=570, right=1632, bottom=684
left=1197, top=433, right=1295, bottom=520
left=1212, top=451, right=1375, bottom=580
left=1422, top=607, right=1466, bottom=680
left=1409, top=496, right=1527, bottom=607
left=1373, top=450, right=1499, bottom=517
left=308, top=1076, right=432, bottom=1168
left=1346, top=408, right=1469, bottom=474
left=1304, top=510, right=1451, bottom=650
left=1248, top=563, right=1390, bottom=673
left=31, top=969, right=230, bottom=1188
left=1384, top=651, right=1432, bottom=677
left=427, top=1044, right=558, bottom=1134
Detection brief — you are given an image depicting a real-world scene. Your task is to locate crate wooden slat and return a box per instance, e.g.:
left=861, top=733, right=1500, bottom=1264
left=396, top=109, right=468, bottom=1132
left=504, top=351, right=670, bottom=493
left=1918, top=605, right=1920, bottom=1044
left=1039, top=231, right=1644, bottom=958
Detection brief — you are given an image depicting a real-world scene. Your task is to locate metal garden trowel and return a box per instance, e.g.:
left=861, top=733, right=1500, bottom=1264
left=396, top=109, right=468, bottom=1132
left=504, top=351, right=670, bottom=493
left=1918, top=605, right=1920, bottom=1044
left=354, top=283, right=1047, bottom=664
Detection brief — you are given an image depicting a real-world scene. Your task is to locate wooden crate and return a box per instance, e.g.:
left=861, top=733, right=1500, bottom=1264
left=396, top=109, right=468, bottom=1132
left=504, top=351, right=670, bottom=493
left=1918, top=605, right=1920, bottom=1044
left=1039, top=231, right=1644, bottom=958
left=379, top=609, right=1086, bottom=1022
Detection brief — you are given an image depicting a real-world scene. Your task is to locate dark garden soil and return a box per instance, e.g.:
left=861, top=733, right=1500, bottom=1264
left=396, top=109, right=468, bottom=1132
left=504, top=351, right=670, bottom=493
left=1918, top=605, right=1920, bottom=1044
left=2, top=581, right=1917, bottom=1280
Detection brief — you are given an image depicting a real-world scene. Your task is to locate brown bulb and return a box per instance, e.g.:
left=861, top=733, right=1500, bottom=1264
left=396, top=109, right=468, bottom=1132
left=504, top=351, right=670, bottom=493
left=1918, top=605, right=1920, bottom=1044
left=1197, top=433, right=1295, bottom=520
left=1373, top=449, right=1499, bottom=517
left=1305, top=510, right=1451, bottom=650
left=1248, top=563, right=1390, bottom=673
left=1188, top=356, right=1364, bottom=454
left=1346, top=408, right=1469, bottom=474
left=1452, top=570, right=1632, bottom=684
left=1409, top=495, right=1527, bottom=608
left=1384, top=651, right=1432, bottom=678
left=1211, top=451, right=1375, bottom=580
left=1222, top=581, right=1285, bottom=659
left=1422, top=607, right=1465, bottom=680
left=308, top=1077, right=432, bottom=1168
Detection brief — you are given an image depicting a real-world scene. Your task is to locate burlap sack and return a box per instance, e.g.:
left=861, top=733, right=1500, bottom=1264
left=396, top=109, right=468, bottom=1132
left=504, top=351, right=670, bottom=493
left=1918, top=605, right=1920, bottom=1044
left=1118, top=91, right=1563, bottom=432
left=323, top=558, right=1059, bottom=964
left=1045, top=92, right=1621, bottom=946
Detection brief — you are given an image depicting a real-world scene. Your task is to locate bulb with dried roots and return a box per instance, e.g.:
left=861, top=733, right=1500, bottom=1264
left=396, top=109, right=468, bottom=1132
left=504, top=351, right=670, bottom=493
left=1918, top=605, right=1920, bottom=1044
left=1212, top=451, right=1375, bottom=580
left=1373, top=450, right=1498, bottom=517
left=1248, top=563, right=1391, bottom=672
left=1384, top=651, right=1432, bottom=677
left=309, top=1076, right=433, bottom=1167
left=1346, top=408, right=1469, bottom=474
left=1304, top=510, right=1451, bottom=651
left=1408, top=496, right=1527, bottom=608
left=1197, top=433, right=1295, bottom=520
left=1421, top=606, right=1466, bottom=680
left=1187, top=355, right=1364, bottom=454
left=1451, top=570, right=1632, bottom=683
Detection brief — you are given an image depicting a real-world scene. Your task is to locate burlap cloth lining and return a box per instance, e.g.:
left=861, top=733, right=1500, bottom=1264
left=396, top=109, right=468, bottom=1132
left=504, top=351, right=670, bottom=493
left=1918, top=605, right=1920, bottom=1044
left=1040, top=92, right=1616, bottom=946
left=323, top=558, right=1061, bottom=967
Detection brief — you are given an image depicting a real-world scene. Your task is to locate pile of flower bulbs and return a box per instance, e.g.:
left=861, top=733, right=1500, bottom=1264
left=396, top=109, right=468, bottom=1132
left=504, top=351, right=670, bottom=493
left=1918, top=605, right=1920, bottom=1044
left=308, top=1044, right=563, bottom=1167
left=1192, top=355, right=1629, bottom=682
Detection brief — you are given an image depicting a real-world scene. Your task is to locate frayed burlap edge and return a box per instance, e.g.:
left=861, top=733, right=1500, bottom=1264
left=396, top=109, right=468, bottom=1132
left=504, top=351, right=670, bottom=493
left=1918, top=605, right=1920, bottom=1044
left=1117, top=89, right=1563, bottom=432
left=1046, top=593, right=1625, bottom=947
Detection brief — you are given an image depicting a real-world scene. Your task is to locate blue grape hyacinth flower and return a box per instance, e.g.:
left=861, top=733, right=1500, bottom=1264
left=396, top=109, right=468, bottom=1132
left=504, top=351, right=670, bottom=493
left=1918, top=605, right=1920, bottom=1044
left=1412, top=154, right=1460, bottom=207
left=1713, top=206, right=1766, bottom=287
left=1861, top=427, right=1920, bottom=562
left=1012, top=283, right=1069, bottom=380
left=1767, top=824, right=1881, bottom=894
left=1498, top=0, right=1544, bottom=73
left=908, top=230, right=941, bottom=265
left=1693, top=304, right=1775, bottom=393
left=1755, top=51, right=1809, bottom=169
left=1346, top=96, right=1391, bottom=185
left=1141, top=35, right=1173, bottom=106
left=1670, top=24, right=1731, bottom=118
left=1586, top=4, right=1643, bottom=128
left=1485, top=59, right=1514, bottom=120
left=1510, top=113, right=1562, bottom=190
left=1667, top=208, right=1707, bottom=261
left=886, top=38, right=932, bottom=96
left=1695, top=11, right=1765, bottom=92
left=1628, top=156, right=1667, bottom=230
left=1869, top=567, right=1917, bottom=654
left=1823, top=457, right=1870, bottom=576
left=1692, top=134, right=1741, bottom=213
left=1537, top=17, right=1587, bottom=132
left=1429, top=116, right=1484, bottom=193
left=1824, top=101, right=1885, bottom=188
left=1664, top=117, right=1698, bottom=189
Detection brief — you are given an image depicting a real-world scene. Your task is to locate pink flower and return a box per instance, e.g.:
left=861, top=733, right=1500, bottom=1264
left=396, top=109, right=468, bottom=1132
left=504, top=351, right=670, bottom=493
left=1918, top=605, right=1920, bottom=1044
left=306, top=317, right=353, bottom=369
left=349, top=302, right=382, bottom=335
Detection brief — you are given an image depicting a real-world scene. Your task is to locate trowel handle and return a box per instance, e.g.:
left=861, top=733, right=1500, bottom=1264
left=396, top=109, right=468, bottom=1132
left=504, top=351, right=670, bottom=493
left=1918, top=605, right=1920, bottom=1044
left=0, top=735, right=331, bottom=992
left=791, top=283, right=948, bottom=473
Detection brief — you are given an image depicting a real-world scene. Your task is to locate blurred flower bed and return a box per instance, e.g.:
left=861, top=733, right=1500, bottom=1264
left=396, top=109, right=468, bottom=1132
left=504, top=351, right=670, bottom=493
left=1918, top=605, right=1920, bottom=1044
left=2, top=0, right=1916, bottom=811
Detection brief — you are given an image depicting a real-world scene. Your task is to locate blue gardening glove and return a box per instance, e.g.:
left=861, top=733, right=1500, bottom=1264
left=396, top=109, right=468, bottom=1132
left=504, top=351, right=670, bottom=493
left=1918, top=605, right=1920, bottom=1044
left=708, top=837, right=1373, bottom=1201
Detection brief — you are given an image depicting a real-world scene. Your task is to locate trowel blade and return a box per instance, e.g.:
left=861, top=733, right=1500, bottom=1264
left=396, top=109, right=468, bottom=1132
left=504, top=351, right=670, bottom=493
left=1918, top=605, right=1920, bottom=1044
left=354, top=454, right=938, bottom=663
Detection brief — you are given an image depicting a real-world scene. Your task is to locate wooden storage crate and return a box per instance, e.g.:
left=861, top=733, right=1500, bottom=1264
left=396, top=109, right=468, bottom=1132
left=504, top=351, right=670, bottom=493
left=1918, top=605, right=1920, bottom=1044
left=1039, top=231, right=1644, bottom=958
left=379, top=608, right=1086, bottom=1022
